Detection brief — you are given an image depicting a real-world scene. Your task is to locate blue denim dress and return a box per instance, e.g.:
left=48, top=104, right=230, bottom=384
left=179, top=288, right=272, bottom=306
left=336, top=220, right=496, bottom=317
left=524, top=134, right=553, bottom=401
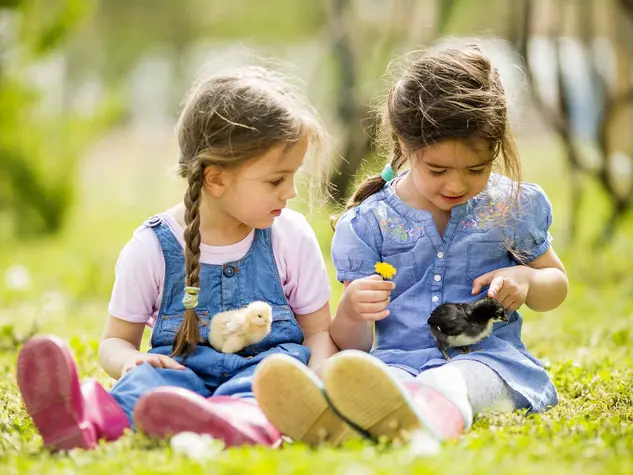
left=110, top=215, right=310, bottom=423
left=331, top=174, right=559, bottom=413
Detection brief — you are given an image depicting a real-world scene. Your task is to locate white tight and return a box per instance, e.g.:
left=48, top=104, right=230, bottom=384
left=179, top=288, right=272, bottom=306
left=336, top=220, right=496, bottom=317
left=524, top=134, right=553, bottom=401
left=389, top=360, right=522, bottom=428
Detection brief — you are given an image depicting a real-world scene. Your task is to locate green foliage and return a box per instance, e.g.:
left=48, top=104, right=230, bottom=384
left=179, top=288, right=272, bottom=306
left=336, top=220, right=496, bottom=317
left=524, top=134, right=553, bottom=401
left=18, top=0, right=93, bottom=55
left=0, top=0, right=120, bottom=240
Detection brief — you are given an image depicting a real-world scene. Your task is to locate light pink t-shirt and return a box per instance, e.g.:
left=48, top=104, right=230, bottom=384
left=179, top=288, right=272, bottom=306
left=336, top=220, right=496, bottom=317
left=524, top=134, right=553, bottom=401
left=108, top=208, right=330, bottom=326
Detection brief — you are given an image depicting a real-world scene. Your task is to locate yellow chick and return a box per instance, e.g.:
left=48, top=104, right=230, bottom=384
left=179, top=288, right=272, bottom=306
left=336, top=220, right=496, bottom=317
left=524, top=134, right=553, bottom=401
left=209, top=301, right=273, bottom=354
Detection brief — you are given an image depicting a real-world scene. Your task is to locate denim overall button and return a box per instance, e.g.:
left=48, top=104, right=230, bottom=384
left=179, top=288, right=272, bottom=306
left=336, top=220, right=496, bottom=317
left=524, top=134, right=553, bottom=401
left=223, top=266, right=235, bottom=278
left=145, top=216, right=161, bottom=227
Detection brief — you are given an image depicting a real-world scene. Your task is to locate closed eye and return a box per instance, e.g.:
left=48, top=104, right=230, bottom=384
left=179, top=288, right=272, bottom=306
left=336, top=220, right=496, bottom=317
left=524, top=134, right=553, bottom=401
left=269, top=177, right=284, bottom=187
left=428, top=165, right=490, bottom=177
left=468, top=167, right=487, bottom=175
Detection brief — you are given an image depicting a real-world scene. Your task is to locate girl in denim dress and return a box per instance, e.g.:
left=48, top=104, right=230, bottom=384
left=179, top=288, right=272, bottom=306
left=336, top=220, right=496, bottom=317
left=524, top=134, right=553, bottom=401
left=254, top=46, right=568, bottom=445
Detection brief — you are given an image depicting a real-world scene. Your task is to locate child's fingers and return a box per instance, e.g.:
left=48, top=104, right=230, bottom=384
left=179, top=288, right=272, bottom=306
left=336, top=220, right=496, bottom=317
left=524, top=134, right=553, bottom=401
left=158, top=355, right=186, bottom=370
left=143, top=357, right=163, bottom=368
left=358, top=277, right=396, bottom=291
left=498, top=295, right=516, bottom=310
left=487, top=276, right=505, bottom=299
left=359, top=289, right=392, bottom=303
left=360, top=309, right=390, bottom=321
left=358, top=299, right=390, bottom=314
left=472, top=270, right=495, bottom=295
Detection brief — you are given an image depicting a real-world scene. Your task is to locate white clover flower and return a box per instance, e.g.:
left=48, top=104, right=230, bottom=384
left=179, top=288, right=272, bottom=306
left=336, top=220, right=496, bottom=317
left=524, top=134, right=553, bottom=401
left=407, top=430, right=441, bottom=457
left=170, top=431, right=224, bottom=461
left=4, top=265, right=31, bottom=291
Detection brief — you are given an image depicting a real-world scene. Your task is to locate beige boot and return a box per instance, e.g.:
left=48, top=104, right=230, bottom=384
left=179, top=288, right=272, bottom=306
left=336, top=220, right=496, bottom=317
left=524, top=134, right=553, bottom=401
left=322, top=350, right=465, bottom=443
left=253, top=354, right=361, bottom=446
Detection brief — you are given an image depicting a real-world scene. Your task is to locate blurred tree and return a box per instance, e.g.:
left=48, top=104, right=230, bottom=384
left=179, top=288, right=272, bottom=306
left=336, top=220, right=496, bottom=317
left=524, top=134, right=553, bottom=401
left=516, top=0, right=633, bottom=245
left=327, top=0, right=462, bottom=203
left=0, top=0, right=118, bottom=239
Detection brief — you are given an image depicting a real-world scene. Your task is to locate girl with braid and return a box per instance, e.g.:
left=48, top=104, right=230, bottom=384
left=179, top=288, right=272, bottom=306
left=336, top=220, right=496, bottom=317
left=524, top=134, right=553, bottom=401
left=16, top=66, right=340, bottom=451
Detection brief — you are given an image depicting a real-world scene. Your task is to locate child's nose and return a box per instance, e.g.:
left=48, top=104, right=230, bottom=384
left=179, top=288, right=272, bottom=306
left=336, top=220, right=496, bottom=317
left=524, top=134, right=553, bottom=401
left=445, top=175, right=467, bottom=194
left=282, top=182, right=297, bottom=200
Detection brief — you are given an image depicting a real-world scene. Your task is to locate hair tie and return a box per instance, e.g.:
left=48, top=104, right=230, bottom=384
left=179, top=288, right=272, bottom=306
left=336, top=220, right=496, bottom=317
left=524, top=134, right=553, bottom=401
left=381, top=164, right=395, bottom=182
left=182, top=286, right=200, bottom=309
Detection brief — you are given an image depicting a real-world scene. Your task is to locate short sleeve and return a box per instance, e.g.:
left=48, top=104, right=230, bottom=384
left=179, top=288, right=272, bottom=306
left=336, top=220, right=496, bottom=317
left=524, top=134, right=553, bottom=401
left=331, top=208, right=381, bottom=282
left=512, top=183, right=554, bottom=263
left=272, top=211, right=331, bottom=315
left=107, top=227, right=163, bottom=323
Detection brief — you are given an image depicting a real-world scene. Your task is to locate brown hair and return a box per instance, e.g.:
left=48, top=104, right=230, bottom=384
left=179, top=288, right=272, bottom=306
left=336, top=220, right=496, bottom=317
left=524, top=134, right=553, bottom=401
left=347, top=45, right=521, bottom=210
left=172, top=66, right=328, bottom=358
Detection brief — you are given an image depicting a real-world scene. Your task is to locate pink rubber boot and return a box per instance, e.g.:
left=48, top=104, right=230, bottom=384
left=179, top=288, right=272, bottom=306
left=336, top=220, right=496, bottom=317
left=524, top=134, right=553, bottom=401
left=16, top=335, right=129, bottom=451
left=134, top=387, right=282, bottom=448
left=400, top=381, right=466, bottom=440
left=81, top=379, right=129, bottom=441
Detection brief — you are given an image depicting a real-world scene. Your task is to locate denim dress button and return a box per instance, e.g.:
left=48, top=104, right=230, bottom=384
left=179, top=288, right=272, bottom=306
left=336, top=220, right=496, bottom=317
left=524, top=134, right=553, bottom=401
left=223, top=266, right=235, bottom=278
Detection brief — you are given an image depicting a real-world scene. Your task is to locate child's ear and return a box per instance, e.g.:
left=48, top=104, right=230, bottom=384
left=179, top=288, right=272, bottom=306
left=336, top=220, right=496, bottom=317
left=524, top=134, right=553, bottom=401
left=203, top=166, right=232, bottom=197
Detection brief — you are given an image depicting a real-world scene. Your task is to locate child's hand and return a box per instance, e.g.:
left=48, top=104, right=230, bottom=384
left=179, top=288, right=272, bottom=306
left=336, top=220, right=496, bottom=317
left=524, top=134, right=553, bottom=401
left=471, top=266, right=535, bottom=312
left=340, top=275, right=395, bottom=322
left=122, top=352, right=186, bottom=376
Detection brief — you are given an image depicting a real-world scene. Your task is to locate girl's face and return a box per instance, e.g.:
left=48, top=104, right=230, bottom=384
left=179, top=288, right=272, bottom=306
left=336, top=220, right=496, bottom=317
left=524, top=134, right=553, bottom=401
left=215, top=136, right=308, bottom=229
left=402, top=138, right=494, bottom=212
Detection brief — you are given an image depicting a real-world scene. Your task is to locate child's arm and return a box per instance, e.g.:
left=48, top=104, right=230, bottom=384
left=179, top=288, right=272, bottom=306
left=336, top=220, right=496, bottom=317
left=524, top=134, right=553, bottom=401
left=296, top=303, right=338, bottom=376
left=330, top=276, right=394, bottom=352
left=523, top=247, right=568, bottom=311
left=98, top=315, right=184, bottom=380
left=472, top=247, right=568, bottom=313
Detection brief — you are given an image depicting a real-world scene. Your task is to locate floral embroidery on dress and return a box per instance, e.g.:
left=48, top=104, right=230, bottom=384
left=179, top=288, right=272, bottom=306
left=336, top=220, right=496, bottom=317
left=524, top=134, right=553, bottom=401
left=462, top=199, right=511, bottom=230
left=373, top=203, right=424, bottom=241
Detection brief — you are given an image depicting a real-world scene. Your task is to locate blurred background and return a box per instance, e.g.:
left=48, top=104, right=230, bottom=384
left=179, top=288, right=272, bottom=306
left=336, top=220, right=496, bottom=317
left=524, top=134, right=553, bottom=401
left=1, top=0, right=632, bottom=366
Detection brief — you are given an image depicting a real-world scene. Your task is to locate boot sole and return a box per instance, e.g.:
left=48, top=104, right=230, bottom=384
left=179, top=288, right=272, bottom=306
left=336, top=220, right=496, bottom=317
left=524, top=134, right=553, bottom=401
left=17, top=335, right=97, bottom=451
left=253, top=354, right=357, bottom=445
left=322, top=351, right=439, bottom=442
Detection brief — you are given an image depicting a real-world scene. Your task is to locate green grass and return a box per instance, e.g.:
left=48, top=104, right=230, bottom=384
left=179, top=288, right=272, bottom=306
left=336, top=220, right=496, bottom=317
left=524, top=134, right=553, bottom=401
left=0, top=135, right=632, bottom=474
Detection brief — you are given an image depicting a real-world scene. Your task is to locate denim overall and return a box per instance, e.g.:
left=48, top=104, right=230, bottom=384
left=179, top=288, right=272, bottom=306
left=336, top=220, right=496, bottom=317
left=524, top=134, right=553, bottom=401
left=332, top=174, right=559, bottom=413
left=109, top=215, right=310, bottom=423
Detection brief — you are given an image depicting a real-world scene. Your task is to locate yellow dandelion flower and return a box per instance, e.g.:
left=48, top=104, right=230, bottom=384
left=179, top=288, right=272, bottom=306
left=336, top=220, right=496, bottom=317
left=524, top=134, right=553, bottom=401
left=374, top=262, right=397, bottom=280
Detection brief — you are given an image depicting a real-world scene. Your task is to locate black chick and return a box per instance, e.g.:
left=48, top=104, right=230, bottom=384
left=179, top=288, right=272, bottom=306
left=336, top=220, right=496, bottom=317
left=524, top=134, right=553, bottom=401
left=428, top=298, right=507, bottom=360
